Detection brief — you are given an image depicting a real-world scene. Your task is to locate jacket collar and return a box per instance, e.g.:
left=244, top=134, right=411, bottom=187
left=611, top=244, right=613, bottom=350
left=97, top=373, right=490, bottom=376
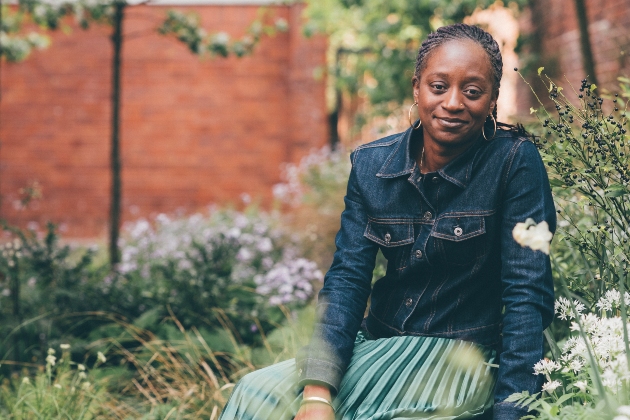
left=376, top=125, right=482, bottom=189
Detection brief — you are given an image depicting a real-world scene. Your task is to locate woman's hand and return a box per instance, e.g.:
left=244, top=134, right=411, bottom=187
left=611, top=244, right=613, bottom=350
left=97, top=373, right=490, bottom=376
left=295, top=384, right=335, bottom=420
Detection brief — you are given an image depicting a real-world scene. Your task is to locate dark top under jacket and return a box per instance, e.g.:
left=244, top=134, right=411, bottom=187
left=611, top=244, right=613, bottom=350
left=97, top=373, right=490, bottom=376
left=296, top=125, right=557, bottom=420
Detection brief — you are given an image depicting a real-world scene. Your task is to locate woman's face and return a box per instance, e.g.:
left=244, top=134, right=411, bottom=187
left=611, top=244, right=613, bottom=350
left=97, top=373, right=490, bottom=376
left=413, top=39, right=497, bottom=150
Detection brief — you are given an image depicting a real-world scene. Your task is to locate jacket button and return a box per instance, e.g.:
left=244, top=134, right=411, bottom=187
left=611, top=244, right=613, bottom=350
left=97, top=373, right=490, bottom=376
left=415, top=250, right=423, bottom=258
left=454, top=227, right=463, bottom=236
left=405, top=298, right=413, bottom=307
left=431, top=176, right=440, bottom=184
left=384, top=233, right=391, bottom=243
left=423, top=211, right=432, bottom=220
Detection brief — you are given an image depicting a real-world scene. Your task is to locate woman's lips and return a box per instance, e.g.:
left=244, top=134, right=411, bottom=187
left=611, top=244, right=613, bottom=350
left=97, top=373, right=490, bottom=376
left=436, top=117, right=468, bottom=129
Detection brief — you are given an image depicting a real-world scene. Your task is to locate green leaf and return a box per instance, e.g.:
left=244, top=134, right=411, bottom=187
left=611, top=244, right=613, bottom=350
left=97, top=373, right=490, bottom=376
left=555, top=393, right=574, bottom=405
left=590, top=83, right=597, bottom=91
left=530, top=107, right=537, bottom=114
left=604, top=184, right=628, bottom=197
left=549, top=178, right=565, bottom=188
left=538, top=66, right=544, bottom=75
left=544, top=329, right=561, bottom=361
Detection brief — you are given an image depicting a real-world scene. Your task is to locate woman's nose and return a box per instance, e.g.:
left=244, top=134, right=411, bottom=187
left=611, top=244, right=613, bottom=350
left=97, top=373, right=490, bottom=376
left=442, top=90, right=464, bottom=112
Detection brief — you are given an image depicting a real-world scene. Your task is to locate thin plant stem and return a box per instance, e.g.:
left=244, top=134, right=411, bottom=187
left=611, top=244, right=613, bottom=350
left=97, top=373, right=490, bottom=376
left=619, top=264, right=630, bottom=374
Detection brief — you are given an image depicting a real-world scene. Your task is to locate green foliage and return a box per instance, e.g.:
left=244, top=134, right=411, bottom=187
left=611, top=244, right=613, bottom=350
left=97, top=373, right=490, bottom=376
left=2, top=0, right=280, bottom=62
left=0, top=345, right=109, bottom=419
left=0, top=307, right=313, bottom=419
left=510, top=73, right=630, bottom=419
left=525, top=73, right=629, bottom=307
left=0, top=5, right=50, bottom=62
left=0, top=207, right=320, bottom=417
left=0, top=223, right=102, bottom=365
left=158, top=9, right=288, bottom=57
left=1, top=207, right=322, bottom=376
left=305, top=0, right=528, bottom=109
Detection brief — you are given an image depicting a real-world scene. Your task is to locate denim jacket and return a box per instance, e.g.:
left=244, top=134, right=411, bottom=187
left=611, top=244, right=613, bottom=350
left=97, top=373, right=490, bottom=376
left=296, top=126, right=556, bottom=419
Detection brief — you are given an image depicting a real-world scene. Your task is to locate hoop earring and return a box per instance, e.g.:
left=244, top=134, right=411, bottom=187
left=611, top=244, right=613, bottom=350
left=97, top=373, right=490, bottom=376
left=482, top=113, right=497, bottom=141
left=408, top=102, right=422, bottom=130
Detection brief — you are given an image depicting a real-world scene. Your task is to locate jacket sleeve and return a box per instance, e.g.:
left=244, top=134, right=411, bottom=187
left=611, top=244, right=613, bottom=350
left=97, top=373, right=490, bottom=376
left=493, top=140, right=556, bottom=419
left=295, top=150, right=379, bottom=393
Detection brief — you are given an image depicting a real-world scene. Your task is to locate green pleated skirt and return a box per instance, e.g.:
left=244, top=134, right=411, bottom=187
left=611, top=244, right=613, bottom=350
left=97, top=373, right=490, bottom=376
left=219, top=334, right=498, bottom=420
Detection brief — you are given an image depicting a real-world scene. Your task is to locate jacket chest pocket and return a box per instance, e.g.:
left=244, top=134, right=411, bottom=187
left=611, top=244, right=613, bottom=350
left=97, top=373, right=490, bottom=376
left=430, top=215, right=488, bottom=266
left=364, top=219, right=414, bottom=270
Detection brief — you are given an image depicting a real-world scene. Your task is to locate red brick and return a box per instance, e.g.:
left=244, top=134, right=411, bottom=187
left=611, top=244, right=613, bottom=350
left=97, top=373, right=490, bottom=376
left=0, top=3, right=327, bottom=238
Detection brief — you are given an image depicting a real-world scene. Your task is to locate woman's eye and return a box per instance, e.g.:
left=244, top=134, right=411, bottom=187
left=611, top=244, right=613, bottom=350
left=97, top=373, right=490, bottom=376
left=431, top=84, right=446, bottom=91
left=465, top=88, right=482, bottom=96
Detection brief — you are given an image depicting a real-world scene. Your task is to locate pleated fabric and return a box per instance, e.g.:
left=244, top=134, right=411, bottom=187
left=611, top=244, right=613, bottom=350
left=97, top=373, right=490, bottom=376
left=219, top=334, right=498, bottom=420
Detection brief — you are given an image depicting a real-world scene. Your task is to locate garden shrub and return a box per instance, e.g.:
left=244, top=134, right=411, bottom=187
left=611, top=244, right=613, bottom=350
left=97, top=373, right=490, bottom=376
left=0, top=223, right=103, bottom=366
left=114, top=207, right=322, bottom=345
left=507, top=72, right=630, bottom=418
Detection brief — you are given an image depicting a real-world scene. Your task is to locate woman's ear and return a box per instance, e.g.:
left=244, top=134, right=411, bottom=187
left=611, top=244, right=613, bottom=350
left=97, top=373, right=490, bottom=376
left=489, top=89, right=499, bottom=114
left=412, top=76, right=420, bottom=102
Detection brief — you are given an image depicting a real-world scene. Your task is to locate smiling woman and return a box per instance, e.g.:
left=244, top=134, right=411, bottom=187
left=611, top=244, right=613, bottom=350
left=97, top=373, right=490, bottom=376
left=219, top=23, right=556, bottom=420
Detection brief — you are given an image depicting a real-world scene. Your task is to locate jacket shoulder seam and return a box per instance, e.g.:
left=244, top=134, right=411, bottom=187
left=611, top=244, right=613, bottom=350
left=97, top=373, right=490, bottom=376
left=352, top=136, right=402, bottom=166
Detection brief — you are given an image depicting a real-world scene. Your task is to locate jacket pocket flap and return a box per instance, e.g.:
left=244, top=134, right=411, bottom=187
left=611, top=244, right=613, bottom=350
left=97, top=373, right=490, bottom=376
left=364, top=220, right=414, bottom=247
left=431, top=216, right=485, bottom=242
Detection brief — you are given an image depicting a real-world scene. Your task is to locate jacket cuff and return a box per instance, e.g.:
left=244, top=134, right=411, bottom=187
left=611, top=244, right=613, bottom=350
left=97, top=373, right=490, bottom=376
left=493, top=401, right=528, bottom=420
left=296, top=356, right=344, bottom=395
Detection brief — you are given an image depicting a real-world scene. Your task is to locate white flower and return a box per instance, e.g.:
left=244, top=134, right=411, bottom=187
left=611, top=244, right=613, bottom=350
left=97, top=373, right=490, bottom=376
left=54, top=384, right=62, bottom=389
left=97, top=352, right=107, bottom=364
left=596, top=290, right=630, bottom=312
left=541, top=380, right=562, bottom=393
left=212, top=32, right=230, bottom=46
left=602, top=368, right=620, bottom=390
left=533, top=359, right=561, bottom=376
left=60, top=344, right=70, bottom=350
left=574, top=380, right=587, bottom=392
left=512, top=218, right=553, bottom=254
left=567, top=359, right=583, bottom=373
left=555, top=297, right=585, bottom=320
left=78, top=364, right=86, bottom=371
left=619, top=406, right=630, bottom=417
left=46, top=354, right=56, bottom=367
left=257, top=237, right=273, bottom=253
left=22, top=377, right=30, bottom=385
left=236, top=247, right=253, bottom=262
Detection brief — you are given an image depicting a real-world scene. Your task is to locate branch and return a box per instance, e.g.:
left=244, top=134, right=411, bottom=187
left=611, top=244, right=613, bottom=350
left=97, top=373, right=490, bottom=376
left=157, top=9, right=288, bottom=58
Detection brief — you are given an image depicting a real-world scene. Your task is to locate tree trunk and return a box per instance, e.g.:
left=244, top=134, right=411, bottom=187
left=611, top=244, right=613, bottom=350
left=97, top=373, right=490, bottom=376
left=109, top=2, right=125, bottom=266
left=574, top=0, right=598, bottom=87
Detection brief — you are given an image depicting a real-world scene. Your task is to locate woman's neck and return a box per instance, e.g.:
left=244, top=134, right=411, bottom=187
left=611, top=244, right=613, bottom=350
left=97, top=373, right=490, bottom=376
left=417, top=134, right=481, bottom=174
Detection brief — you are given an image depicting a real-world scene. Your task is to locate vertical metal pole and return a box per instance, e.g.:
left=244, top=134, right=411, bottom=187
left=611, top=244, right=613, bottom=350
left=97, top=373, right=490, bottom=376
left=109, top=2, right=124, bottom=266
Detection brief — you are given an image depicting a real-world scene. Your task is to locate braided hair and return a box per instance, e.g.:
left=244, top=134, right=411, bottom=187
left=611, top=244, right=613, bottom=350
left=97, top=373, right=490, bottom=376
left=413, top=23, right=503, bottom=123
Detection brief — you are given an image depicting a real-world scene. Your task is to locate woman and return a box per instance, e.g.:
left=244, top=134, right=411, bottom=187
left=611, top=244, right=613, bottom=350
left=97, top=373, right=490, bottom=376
left=220, top=23, right=556, bottom=420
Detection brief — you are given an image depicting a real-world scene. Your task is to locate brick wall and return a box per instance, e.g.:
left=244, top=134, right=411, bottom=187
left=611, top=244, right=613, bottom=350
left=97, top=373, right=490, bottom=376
left=517, top=0, right=630, bottom=114
left=0, top=3, right=327, bottom=238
